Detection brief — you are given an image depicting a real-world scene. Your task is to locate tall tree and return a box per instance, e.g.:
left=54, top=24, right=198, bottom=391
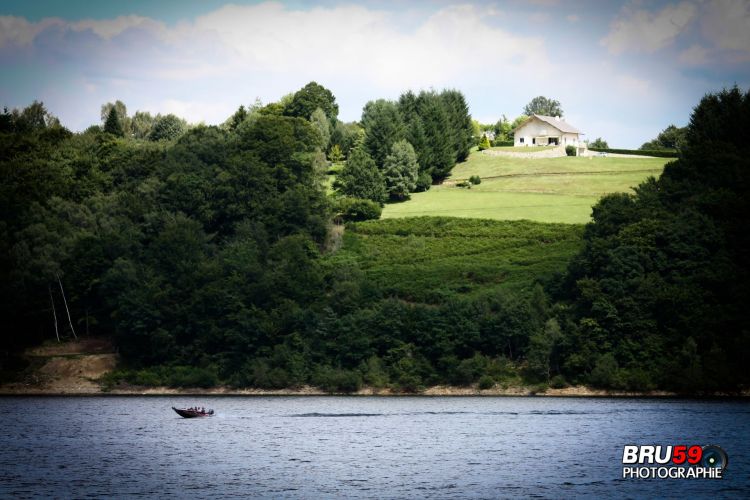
left=335, top=146, right=386, bottom=203
left=439, top=89, right=473, bottom=162
left=101, top=100, right=130, bottom=134
left=103, top=107, right=125, bottom=137
left=361, top=99, right=405, bottom=168
left=284, top=82, right=339, bottom=123
left=523, top=96, right=563, bottom=117
left=383, top=140, right=419, bottom=200
left=309, top=108, right=330, bottom=150
left=416, top=92, right=454, bottom=180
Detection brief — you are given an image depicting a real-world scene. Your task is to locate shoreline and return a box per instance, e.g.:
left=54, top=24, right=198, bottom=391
left=1, top=383, right=746, bottom=398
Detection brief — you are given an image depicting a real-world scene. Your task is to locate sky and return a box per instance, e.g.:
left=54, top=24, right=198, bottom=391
left=1, top=0, right=748, bottom=148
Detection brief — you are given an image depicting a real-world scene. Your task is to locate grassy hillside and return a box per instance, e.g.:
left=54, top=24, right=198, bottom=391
left=381, top=152, right=669, bottom=223
left=328, top=217, right=584, bottom=304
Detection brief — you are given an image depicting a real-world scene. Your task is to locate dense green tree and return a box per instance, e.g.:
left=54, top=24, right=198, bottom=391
left=103, top=107, right=125, bottom=137
left=640, top=124, right=687, bottom=151
left=284, top=81, right=339, bottom=122
left=523, top=96, right=563, bottom=117
left=439, top=89, right=473, bottom=162
left=335, top=146, right=386, bottom=203
left=101, top=101, right=130, bottom=135
left=478, top=135, right=491, bottom=151
left=149, top=114, right=186, bottom=141
left=361, top=99, right=405, bottom=168
left=383, top=140, right=419, bottom=200
left=558, top=86, right=750, bottom=391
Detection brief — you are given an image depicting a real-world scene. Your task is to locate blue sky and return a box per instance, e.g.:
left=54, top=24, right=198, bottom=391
left=1, top=0, right=748, bottom=147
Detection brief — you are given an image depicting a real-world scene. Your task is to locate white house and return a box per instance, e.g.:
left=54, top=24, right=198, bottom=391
left=513, top=114, right=582, bottom=148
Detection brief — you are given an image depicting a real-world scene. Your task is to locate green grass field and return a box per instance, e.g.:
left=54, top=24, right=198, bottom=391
left=329, top=217, right=583, bottom=303
left=381, top=152, right=669, bottom=224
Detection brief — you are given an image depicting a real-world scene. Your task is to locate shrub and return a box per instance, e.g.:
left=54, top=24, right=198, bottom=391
left=565, top=145, right=576, bottom=156
left=549, top=375, right=567, bottom=389
left=469, top=175, right=481, bottom=185
left=492, top=140, right=513, bottom=147
left=456, top=181, right=471, bottom=188
left=336, top=197, right=382, bottom=221
left=478, top=135, right=491, bottom=151
left=588, top=147, right=678, bottom=158
left=415, top=172, right=432, bottom=192
left=478, top=375, right=495, bottom=390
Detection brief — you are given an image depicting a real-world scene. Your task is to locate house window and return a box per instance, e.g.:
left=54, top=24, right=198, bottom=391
left=532, top=138, right=536, bottom=145
left=519, top=137, right=524, bottom=144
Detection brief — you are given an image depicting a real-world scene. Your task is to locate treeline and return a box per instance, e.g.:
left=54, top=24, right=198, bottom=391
left=0, top=82, right=474, bottom=391
left=336, top=89, right=473, bottom=204
left=552, top=87, right=750, bottom=392
left=2, top=85, right=748, bottom=394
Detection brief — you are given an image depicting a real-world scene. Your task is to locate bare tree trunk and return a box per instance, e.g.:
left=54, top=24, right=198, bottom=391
left=49, top=284, right=60, bottom=343
left=56, top=273, right=77, bottom=339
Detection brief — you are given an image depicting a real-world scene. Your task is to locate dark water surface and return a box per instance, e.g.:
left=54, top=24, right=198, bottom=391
left=1, top=396, right=748, bottom=498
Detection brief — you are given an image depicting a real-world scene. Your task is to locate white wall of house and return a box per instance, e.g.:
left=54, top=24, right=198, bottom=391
left=514, top=117, right=581, bottom=147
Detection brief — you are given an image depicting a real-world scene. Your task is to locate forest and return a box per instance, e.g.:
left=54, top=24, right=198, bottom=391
left=1, top=83, right=748, bottom=393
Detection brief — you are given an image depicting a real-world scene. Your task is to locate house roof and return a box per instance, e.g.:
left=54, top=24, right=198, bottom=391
left=515, top=114, right=581, bottom=134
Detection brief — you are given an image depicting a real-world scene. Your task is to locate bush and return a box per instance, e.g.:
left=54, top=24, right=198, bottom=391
left=336, top=197, right=382, bottom=221
left=456, top=181, right=471, bottom=188
left=478, top=375, right=495, bottom=390
left=478, top=135, right=491, bottom=151
left=469, top=175, right=481, bottom=185
left=549, top=375, right=567, bottom=389
left=492, top=140, right=513, bottom=147
left=588, top=147, right=678, bottom=158
left=415, top=172, right=432, bottom=192
left=565, top=145, right=576, bottom=156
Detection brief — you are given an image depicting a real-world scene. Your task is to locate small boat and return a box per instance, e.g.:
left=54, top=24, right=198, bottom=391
left=172, top=407, right=214, bottom=418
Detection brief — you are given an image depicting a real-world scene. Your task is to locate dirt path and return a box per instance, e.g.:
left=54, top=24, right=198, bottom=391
left=0, top=338, right=118, bottom=394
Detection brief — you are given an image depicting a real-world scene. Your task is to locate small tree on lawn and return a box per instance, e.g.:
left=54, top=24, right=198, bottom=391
left=478, top=135, right=491, bottom=151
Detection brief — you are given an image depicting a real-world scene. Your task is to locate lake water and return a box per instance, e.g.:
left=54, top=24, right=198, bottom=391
left=1, top=396, right=748, bottom=498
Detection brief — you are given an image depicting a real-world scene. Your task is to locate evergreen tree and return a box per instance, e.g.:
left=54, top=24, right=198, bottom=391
left=383, top=140, right=419, bottom=200
left=103, top=107, right=125, bottom=137
left=335, top=146, right=386, bottom=203
left=439, top=89, right=473, bottom=162
left=361, top=99, right=405, bottom=168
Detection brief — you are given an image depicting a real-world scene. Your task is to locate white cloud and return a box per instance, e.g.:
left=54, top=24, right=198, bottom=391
left=70, top=15, right=166, bottom=39
left=679, top=44, right=710, bottom=65
left=601, top=1, right=696, bottom=54
left=0, top=16, right=62, bottom=47
left=0, top=2, right=708, bottom=148
left=701, top=0, right=750, bottom=56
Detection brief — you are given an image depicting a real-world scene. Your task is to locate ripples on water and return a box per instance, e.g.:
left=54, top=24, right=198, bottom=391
left=1, top=397, right=748, bottom=498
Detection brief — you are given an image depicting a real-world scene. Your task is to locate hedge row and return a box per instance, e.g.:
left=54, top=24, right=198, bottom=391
left=588, top=147, right=678, bottom=158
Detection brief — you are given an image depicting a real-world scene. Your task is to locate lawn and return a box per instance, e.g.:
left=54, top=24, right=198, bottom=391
left=381, top=152, right=669, bottom=224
